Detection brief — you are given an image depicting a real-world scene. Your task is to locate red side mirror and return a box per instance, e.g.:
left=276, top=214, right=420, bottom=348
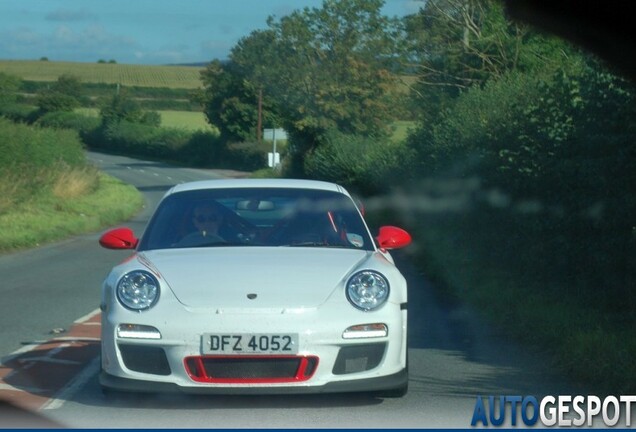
left=99, top=227, right=138, bottom=250
left=376, top=226, right=411, bottom=250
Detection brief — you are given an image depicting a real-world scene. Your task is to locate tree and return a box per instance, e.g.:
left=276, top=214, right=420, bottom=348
left=36, top=74, right=83, bottom=113
left=201, top=0, right=405, bottom=175
left=232, top=0, right=404, bottom=138
left=200, top=0, right=406, bottom=139
left=100, top=90, right=143, bottom=125
left=403, top=0, right=578, bottom=122
left=199, top=59, right=277, bottom=142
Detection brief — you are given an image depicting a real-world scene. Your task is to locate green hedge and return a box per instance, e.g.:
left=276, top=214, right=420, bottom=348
left=0, top=117, right=85, bottom=171
left=303, top=129, right=414, bottom=195
left=35, top=111, right=100, bottom=135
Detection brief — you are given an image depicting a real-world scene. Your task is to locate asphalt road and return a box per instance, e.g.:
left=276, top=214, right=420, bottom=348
left=0, top=152, right=585, bottom=428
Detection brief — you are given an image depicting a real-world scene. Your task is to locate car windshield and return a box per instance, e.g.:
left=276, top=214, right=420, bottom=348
left=137, top=187, right=374, bottom=251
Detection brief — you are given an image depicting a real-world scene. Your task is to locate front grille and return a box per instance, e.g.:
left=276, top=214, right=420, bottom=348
left=118, top=344, right=171, bottom=376
left=332, top=343, right=386, bottom=375
left=184, top=355, right=319, bottom=383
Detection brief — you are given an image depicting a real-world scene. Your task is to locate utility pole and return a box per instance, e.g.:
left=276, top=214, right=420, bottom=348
left=257, top=87, right=262, bottom=146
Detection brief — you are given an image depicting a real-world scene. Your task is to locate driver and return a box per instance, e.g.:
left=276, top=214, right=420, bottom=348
left=176, top=201, right=225, bottom=247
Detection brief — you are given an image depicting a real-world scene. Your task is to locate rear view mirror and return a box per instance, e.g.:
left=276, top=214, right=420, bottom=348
left=236, top=200, right=275, bottom=211
left=99, top=227, right=138, bottom=249
left=376, top=226, right=411, bottom=250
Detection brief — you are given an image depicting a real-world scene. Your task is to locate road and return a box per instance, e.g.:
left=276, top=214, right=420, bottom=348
left=0, top=152, right=583, bottom=428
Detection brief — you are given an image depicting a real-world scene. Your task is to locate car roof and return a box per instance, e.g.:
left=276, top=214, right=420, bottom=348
left=165, top=178, right=349, bottom=196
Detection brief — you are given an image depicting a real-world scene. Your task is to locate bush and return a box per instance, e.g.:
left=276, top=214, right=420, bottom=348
left=35, top=111, right=100, bottom=135
left=0, top=118, right=87, bottom=209
left=95, top=121, right=190, bottom=158
left=0, top=118, right=85, bottom=171
left=303, top=129, right=414, bottom=195
left=180, top=131, right=227, bottom=166
left=0, top=103, right=39, bottom=123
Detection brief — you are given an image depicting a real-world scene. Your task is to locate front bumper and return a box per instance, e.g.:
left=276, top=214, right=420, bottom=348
left=100, top=367, right=408, bottom=395
left=101, top=302, right=407, bottom=394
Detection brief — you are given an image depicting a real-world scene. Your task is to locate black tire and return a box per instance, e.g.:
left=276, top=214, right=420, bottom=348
left=377, top=379, right=408, bottom=398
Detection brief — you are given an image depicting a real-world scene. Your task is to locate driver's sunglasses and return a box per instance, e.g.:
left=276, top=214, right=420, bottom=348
left=195, top=214, right=220, bottom=223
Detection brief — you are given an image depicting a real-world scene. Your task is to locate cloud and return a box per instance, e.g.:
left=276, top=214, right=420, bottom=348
left=200, top=39, right=235, bottom=60
left=45, top=9, right=97, bottom=22
left=0, top=24, right=140, bottom=63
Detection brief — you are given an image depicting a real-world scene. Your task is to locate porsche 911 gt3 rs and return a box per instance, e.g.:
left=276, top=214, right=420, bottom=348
left=98, top=178, right=411, bottom=396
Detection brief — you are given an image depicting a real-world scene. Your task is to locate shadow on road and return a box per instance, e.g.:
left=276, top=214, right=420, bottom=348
left=396, top=251, right=583, bottom=398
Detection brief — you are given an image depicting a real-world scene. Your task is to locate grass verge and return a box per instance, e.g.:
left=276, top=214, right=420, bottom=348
left=404, top=210, right=636, bottom=395
left=0, top=172, right=143, bottom=252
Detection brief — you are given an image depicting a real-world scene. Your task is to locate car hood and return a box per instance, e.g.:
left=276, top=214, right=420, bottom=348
left=138, top=247, right=371, bottom=310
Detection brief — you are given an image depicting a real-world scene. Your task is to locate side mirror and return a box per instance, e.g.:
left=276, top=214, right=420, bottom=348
left=99, top=227, right=138, bottom=250
left=376, top=226, right=411, bottom=250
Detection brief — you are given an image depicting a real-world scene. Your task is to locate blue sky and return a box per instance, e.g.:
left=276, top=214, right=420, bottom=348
left=0, top=0, right=422, bottom=65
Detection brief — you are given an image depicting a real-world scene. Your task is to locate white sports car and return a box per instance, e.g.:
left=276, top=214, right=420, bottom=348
left=98, top=179, right=412, bottom=396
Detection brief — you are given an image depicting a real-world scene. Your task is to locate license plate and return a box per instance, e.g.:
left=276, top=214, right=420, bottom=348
left=201, top=333, right=298, bottom=355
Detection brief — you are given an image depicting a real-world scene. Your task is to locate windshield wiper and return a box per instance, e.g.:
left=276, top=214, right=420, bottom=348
left=282, top=242, right=351, bottom=248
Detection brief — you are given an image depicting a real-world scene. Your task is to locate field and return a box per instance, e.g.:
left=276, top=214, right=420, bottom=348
left=0, top=60, right=204, bottom=89
left=76, top=108, right=215, bottom=132
left=159, top=110, right=216, bottom=132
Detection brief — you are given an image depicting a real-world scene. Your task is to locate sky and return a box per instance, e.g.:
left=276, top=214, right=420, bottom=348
left=0, top=0, right=422, bottom=65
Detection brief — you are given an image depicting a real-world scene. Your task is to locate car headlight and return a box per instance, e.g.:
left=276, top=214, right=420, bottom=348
left=346, top=270, right=390, bottom=311
left=116, top=270, right=160, bottom=311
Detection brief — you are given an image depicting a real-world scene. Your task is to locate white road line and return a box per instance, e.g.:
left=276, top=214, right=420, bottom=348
left=51, top=337, right=100, bottom=342
left=17, top=343, right=76, bottom=366
left=0, top=383, right=47, bottom=394
left=73, top=308, right=101, bottom=324
left=41, top=357, right=100, bottom=411
left=1, top=342, right=44, bottom=365
left=17, top=357, right=82, bottom=366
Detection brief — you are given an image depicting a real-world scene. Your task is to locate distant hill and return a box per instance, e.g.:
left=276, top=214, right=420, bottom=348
left=0, top=59, right=204, bottom=89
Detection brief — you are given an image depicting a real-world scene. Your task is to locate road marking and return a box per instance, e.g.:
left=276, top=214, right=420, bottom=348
left=41, top=357, right=100, bottom=411
left=0, top=383, right=47, bottom=394
left=0, top=310, right=102, bottom=412
left=18, top=357, right=81, bottom=366
left=50, top=337, right=100, bottom=342
left=74, top=308, right=100, bottom=324
left=1, top=342, right=45, bottom=364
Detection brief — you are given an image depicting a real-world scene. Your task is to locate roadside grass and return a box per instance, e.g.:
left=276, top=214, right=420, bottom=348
left=249, top=167, right=282, bottom=178
left=52, top=166, right=100, bottom=199
left=0, top=171, right=143, bottom=252
left=403, top=210, right=636, bottom=395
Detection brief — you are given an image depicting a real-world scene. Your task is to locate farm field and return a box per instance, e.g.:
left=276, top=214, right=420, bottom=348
left=75, top=108, right=216, bottom=132
left=0, top=60, right=204, bottom=89
left=159, top=110, right=216, bottom=132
